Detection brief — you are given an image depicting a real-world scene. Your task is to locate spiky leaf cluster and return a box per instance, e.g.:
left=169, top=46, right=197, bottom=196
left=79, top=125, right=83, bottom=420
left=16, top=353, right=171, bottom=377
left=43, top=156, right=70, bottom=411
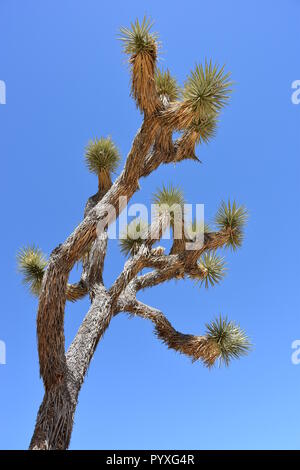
left=152, top=184, right=185, bottom=209
left=183, top=60, right=232, bottom=118
left=152, top=184, right=185, bottom=227
left=198, top=252, right=226, bottom=288
left=215, top=200, right=248, bottom=250
left=189, top=114, right=218, bottom=144
left=119, top=219, right=149, bottom=257
left=119, top=17, right=158, bottom=56
left=205, top=316, right=251, bottom=366
left=17, top=246, right=47, bottom=296
left=85, top=137, right=120, bottom=176
left=155, top=68, right=181, bottom=102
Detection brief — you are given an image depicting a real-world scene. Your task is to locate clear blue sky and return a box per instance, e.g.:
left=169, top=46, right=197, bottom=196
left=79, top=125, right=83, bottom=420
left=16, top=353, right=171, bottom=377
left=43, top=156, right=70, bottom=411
left=0, top=0, right=299, bottom=450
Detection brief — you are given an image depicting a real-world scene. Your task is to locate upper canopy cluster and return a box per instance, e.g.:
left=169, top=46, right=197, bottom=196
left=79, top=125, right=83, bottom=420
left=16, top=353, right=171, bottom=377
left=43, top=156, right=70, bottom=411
left=81, top=18, right=233, bottom=189
left=119, top=17, right=232, bottom=146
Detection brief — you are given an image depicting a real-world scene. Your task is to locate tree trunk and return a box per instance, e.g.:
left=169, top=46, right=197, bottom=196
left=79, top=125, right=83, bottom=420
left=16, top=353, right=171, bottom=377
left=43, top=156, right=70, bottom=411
left=29, top=381, right=77, bottom=450
left=30, top=282, right=112, bottom=450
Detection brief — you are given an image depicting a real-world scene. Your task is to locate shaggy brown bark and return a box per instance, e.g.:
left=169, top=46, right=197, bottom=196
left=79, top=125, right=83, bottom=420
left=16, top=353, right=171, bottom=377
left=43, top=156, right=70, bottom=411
left=30, top=236, right=112, bottom=449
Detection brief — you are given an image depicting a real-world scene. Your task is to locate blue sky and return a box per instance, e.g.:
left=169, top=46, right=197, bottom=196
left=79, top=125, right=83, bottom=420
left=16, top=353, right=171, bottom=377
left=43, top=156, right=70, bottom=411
left=0, top=0, right=300, bottom=450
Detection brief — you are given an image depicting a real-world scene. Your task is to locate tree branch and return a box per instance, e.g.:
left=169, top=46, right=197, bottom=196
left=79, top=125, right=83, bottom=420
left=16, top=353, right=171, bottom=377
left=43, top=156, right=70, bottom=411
left=123, top=300, right=220, bottom=367
left=115, top=229, right=232, bottom=299
left=37, top=120, right=158, bottom=389
left=66, top=281, right=87, bottom=302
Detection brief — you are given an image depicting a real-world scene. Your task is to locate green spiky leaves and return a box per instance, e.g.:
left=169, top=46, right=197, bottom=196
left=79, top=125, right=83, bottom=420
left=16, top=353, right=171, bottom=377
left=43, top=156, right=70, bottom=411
left=85, top=137, right=121, bottom=176
left=17, top=246, right=47, bottom=296
left=162, top=60, right=231, bottom=142
left=152, top=184, right=185, bottom=228
left=120, top=17, right=160, bottom=115
left=189, top=114, right=218, bottom=144
left=155, top=68, right=181, bottom=102
left=119, top=17, right=158, bottom=57
left=183, top=61, right=232, bottom=118
left=205, top=316, right=251, bottom=366
left=215, top=200, right=248, bottom=250
left=119, top=219, right=149, bottom=257
left=198, top=252, right=226, bottom=288
left=152, top=184, right=185, bottom=209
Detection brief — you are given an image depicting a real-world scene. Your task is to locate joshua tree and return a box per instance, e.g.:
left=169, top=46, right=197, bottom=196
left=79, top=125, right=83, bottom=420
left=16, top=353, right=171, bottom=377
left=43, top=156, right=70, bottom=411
left=18, top=18, right=251, bottom=450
